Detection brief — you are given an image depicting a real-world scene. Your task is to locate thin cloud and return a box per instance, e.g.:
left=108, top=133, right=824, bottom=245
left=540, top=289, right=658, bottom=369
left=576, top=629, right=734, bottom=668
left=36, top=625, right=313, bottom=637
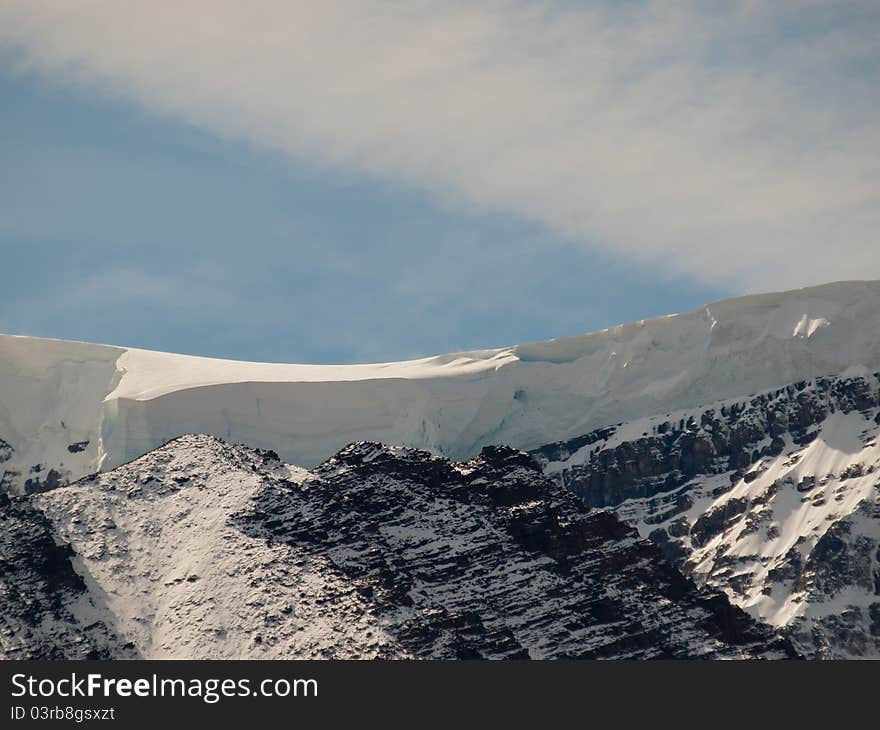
left=1, top=1, right=877, bottom=290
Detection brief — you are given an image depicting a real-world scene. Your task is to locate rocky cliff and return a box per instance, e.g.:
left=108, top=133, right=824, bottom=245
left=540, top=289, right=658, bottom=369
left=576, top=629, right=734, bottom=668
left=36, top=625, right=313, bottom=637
left=1, top=435, right=795, bottom=659
left=534, top=372, right=880, bottom=657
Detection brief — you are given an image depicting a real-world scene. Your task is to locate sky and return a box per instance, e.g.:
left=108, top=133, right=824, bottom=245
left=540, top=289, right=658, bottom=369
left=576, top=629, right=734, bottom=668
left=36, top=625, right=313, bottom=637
left=1, top=1, right=878, bottom=364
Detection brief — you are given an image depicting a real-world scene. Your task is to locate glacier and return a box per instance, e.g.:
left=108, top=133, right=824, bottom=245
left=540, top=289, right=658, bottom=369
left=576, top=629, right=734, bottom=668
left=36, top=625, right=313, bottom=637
left=4, top=279, right=880, bottom=495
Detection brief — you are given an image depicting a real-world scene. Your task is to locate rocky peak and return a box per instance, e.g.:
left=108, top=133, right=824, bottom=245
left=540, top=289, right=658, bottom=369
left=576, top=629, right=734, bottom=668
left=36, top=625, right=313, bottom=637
left=3, top=434, right=796, bottom=659
left=235, top=440, right=795, bottom=659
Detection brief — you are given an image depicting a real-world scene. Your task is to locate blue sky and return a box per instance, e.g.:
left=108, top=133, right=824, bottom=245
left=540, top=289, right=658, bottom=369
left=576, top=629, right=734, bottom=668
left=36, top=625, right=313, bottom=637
left=0, top=67, right=722, bottom=363
left=1, top=2, right=877, bottom=363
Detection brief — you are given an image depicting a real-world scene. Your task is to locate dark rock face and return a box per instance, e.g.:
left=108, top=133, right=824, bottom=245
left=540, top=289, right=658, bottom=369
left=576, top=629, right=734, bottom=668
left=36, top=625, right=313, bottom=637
left=534, top=374, right=880, bottom=510
left=1, top=439, right=70, bottom=496
left=0, top=492, right=132, bottom=659
left=232, top=440, right=795, bottom=659
left=533, top=373, right=880, bottom=658
left=0, top=438, right=14, bottom=493
left=691, top=498, right=750, bottom=548
left=807, top=515, right=871, bottom=598
left=23, top=468, right=64, bottom=495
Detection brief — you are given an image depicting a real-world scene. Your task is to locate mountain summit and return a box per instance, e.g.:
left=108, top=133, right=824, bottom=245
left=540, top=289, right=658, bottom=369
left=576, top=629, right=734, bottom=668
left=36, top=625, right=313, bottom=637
left=3, top=280, right=880, bottom=496
left=2, top=280, right=879, bottom=659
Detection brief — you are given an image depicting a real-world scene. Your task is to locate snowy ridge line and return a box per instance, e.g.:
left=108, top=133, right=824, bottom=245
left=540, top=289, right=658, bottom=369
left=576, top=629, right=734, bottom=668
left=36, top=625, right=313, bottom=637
left=534, top=368, right=880, bottom=476
left=3, top=279, right=880, bottom=494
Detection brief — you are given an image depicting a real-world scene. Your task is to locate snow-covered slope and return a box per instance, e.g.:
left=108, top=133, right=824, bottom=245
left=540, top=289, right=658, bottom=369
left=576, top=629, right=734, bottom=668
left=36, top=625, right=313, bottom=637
left=534, top=372, right=880, bottom=658
left=1, top=435, right=795, bottom=659
left=4, top=280, right=880, bottom=495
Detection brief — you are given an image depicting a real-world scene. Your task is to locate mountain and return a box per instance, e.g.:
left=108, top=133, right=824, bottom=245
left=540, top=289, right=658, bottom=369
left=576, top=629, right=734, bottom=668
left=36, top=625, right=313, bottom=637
left=533, top=371, right=880, bottom=658
left=1, top=434, right=795, bottom=660
left=4, top=279, right=880, bottom=659
left=3, top=280, right=880, bottom=496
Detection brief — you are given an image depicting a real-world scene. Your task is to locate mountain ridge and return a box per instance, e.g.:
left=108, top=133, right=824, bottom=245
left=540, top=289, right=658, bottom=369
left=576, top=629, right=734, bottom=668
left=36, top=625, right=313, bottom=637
left=1, top=434, right=797, bottom=660
left=4, top=279, right=880, bottom=495
left=534, top=370, right=880, bottom=657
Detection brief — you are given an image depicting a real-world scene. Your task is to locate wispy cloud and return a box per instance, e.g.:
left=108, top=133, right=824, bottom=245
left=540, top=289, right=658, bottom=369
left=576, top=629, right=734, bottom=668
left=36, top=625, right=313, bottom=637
left=1, top=1, right=877, bottom=290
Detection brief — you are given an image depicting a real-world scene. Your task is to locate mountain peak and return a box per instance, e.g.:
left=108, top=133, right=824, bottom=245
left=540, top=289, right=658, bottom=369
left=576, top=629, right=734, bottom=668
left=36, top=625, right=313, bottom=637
left=3, top=434, right=797, bottom=660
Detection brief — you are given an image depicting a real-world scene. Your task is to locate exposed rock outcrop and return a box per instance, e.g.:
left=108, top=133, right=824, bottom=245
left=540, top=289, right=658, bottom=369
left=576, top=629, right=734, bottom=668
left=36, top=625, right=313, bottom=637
left=0, top=492, right=132, bottom=659
left=535, top=373, right=880, bottom=658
